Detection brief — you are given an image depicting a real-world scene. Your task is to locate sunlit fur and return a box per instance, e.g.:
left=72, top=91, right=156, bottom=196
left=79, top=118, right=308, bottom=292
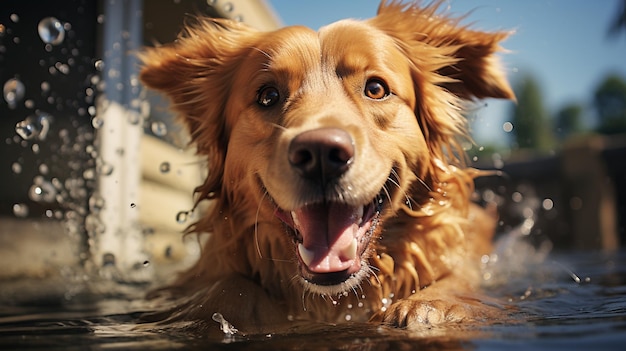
left=139, top=0, right=514, bottom=334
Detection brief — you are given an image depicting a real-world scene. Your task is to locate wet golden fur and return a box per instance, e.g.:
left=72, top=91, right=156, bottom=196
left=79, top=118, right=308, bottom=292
left=139, top=1, right=514, bottom=334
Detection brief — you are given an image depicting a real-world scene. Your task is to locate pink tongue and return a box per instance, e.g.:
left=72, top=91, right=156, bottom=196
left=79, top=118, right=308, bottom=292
left=293, top=203, right=359, bottom=273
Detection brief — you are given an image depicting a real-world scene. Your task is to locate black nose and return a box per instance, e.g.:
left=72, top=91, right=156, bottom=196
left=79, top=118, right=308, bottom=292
left=288, top=128, right=355, bottom=181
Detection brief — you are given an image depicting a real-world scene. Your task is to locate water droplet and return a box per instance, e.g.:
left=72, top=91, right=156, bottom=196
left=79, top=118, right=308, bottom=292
left=38, top=17, right=65, bottom=45
left=85, top=213, right=106, bottom=235
left=151, top=121, right=167, bottom=136
left=88, top=194, right=105, bottom=213
left=127, top=112, right=141, bottom=125
left=511, top=192, right=523, bottom=203
left=542, top=198, right=554, bottom=211
left=11, top=162, right=22, bottom=174
left=96, top=159, right=114, bottom=176
left=15, top=112, right=53, bottom=141
left=83, top=168, right=96, bottom=180
left=91, top=116, right=104, bottom=129
left=143, top=260, right=150, bottom=267
left=212, top=312, right=238, bottom=336
left=102, top=253, right=116, bottom=266
left=421, top=206, right=434, bottom=216
left=3, top=78, right=25, bottom=109
left=28, top=180, right=56, bottom=203
left=12, top=203, right=29, bottom=218
left=55, top=62, right=70, bottom=75
left=15, top=120, right=36, bottom=140
left=130, top=203, right=136, bottom=208
left=502, top=122, right=514, bottom=133
left=176, top=210, right=189, bottom=224
left=159, top=161, right=171, bottom=174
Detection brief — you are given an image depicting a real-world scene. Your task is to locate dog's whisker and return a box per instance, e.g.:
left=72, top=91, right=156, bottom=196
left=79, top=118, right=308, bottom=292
left=367, top=264, right=382, bottom=288
left=350, top=285, right=360, bottom=301
left=268, top=122, right=287, bottom=132
left=381, top=184, right=393, bottom=206
left=251, top=46, right=272, bottom=60
left=415, top=175, right=433, bottom=193
left=300, top=285, right=309, bottom=312
left=254, top=190, right=269, bottom=259
left=388, top=170, right=414, bottom=210
left=385, top=168, right=408, bottom=208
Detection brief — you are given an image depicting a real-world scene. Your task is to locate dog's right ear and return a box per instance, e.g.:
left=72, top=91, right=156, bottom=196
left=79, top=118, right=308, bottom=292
left=139, top=18, right=257, bottom=199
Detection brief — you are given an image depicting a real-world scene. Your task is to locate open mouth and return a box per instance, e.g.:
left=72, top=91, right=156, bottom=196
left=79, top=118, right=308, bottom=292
left=273, top=184, right=390, bottom=294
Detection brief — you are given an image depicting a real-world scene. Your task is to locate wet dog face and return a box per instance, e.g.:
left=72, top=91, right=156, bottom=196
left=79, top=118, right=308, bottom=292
left=140, top=3, right=513, bottom=297
left=242, top=21, right=427, bottom=294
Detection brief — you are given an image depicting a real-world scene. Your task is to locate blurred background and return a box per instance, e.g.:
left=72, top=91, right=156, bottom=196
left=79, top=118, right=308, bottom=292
left=0, top=0, right=625, bottom=298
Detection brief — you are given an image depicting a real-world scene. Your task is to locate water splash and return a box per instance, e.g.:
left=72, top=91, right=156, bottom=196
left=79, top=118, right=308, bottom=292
left=211, top=312, right=239, bottom=336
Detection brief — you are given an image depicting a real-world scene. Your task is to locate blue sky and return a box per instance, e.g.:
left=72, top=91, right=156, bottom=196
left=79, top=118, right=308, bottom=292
left=267, top=0, right=626, bottom=146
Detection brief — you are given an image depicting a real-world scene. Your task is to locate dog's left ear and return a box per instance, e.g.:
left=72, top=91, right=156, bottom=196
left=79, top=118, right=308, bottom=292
left=371, top=1, right=515, bottom=101
left=139, top=18, right=258, bottom=203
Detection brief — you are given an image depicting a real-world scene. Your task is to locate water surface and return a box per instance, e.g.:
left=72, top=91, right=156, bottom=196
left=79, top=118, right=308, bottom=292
left=1, top=250, right=624, bottom=350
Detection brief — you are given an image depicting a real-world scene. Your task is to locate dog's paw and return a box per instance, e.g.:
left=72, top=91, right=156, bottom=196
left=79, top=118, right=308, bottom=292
left=373, top=299, right=471, bottom=329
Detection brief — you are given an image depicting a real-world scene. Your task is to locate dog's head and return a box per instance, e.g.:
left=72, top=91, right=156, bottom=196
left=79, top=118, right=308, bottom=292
left=140, top=2, right=514, bottom=295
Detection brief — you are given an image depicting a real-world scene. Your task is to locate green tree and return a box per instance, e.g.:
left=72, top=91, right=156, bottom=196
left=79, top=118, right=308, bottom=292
left=555, top=103, right=585, bottom=140
left=594, top=74, right=626, bottom=135
left=509, top=74, right=554, bottom=151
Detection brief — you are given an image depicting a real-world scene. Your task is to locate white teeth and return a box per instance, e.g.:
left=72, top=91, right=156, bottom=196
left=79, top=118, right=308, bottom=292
left=291, top=211, right=300, bottom=228
left=341, top=238, right=358, bottom=260
left=298, top=243, right=315, bottom=267
left=352, top=205, right=364, bottom=224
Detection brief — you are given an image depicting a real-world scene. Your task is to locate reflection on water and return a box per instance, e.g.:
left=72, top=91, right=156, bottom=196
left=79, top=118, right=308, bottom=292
left=1, top=250, right=624, bottom=350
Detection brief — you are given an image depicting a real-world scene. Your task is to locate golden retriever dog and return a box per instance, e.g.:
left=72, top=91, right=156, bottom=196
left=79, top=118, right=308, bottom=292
left=139, top=0, right=514, bottom=334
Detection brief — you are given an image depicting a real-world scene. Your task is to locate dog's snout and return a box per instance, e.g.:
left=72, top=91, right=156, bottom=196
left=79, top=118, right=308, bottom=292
left=288, top=128, right=355, bottom=180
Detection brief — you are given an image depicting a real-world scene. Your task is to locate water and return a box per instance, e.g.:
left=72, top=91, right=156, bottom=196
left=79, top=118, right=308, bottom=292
left=37, top=17, right=65, bottom=46
left=0, top=250, right=624, bottom=350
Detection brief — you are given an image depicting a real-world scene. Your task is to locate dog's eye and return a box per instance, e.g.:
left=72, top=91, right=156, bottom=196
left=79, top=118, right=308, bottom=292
left=364, top=79, right=389, bottom=100
left=257, top=86, right=280, bottom=107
